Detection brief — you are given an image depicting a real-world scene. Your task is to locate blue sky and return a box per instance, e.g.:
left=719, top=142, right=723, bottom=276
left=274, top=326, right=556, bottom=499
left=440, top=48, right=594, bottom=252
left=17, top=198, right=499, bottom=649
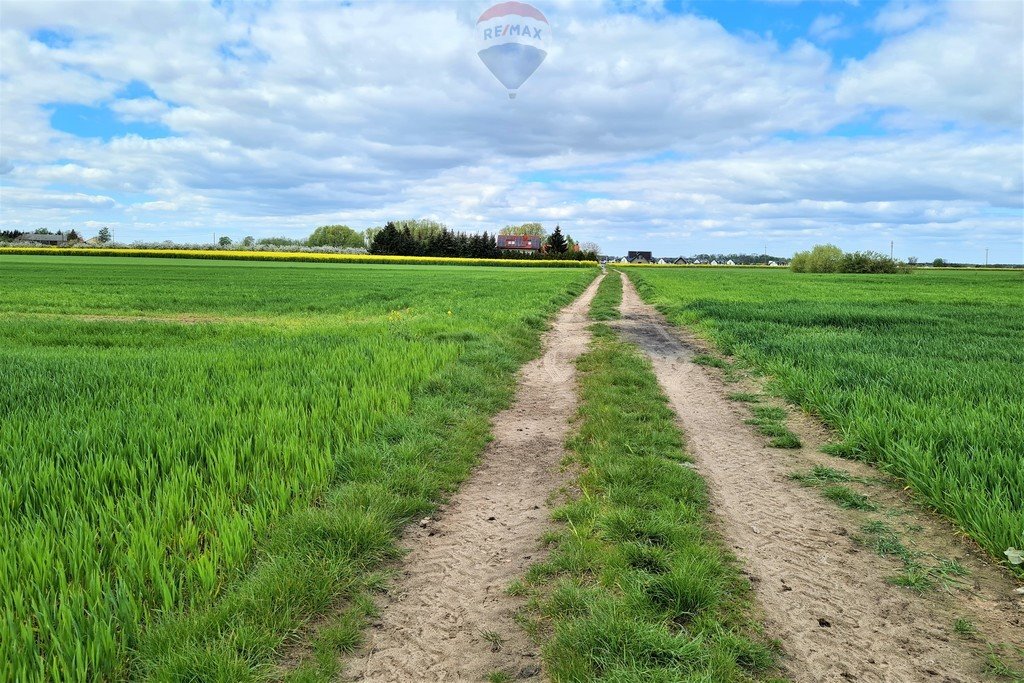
left=1, top=0, right=1021, bottom=262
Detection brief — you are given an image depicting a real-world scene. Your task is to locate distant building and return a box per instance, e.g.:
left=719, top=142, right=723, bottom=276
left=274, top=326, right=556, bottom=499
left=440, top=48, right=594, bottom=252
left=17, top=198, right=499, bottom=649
left=656, top=258, right=667, bottom=264
left=496, top=235, right=543, bottom=252
left=769, top=261, right=779, bottom=267
left=672, top=257, right=689, bottom=265
left=21, top=233, right=67, bottom=245
left=627, top=250, right=652, bottom=262
left=726, top=259, right=735, bottom=265
left=710, top=260, right=719, bottom=265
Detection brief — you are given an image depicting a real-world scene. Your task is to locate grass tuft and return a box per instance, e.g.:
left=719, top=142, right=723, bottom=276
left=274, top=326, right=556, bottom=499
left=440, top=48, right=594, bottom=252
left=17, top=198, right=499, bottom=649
left=768, top=433, right=803, bottom=449
left=791, top=465, right=855, bottom=485
left=692, top=354, right=728, bottom=368
left=822, top=485, right=877, bottom=511
left=953, top=618, right=976, bottom=639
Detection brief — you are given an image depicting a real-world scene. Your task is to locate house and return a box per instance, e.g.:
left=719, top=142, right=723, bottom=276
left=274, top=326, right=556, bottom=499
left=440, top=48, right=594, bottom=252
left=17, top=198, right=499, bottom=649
left=768, top=261, right=779, bottom=267
left=672, top=257, right=689, bottom=265
left=628, top=255, right=651, bottom=264
left=726, top=259, right=735, bottom=266
left=21, top=233, right=67, bottom=245
left=710, top=260, right=719, bottom=265
left=656, top=258, right=667, bottom=265
left=617, top=257, right=629, bottom=264
left=496, top=235, right=543, bottom=253
left=627, top=250, right=652, bottom=262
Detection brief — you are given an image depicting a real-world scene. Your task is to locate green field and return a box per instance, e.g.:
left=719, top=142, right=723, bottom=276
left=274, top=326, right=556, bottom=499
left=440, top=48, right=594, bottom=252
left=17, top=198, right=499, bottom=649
left=627, top=267, right=1024, bottom=569
left=0, top=255, right=595, bottom=681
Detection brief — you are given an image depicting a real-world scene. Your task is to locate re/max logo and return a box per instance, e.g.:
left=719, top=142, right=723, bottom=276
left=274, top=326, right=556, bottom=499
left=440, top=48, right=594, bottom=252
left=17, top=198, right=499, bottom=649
left=483, top=24, right=543, bottom=40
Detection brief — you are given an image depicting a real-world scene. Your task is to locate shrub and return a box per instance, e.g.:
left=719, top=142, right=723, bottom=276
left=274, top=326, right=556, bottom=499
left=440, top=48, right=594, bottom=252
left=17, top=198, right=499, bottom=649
left=307, top=225, right=365, bottom=248
left=789, top=250, right=809, bottom=272
left=806, top=244, right=844, bottom=273
left=791, top=244, right=909, bottom=274
left=841, top=250, right=900, bottom=274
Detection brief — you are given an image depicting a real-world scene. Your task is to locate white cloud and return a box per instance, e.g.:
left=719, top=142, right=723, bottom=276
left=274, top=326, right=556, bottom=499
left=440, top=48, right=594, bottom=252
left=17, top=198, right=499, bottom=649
left=110, top=97, right=169, bottom=122
left=131, top=200, right=179, bottom=211
left=1, top=188, right=117, bottom=210
left=871, top=1, right=935, bottom=33
left=808, top=14, right=851, bottom=42
left=839, top=1, right=1023, bottom=128
left=0, top=1, right=1020, bottom=260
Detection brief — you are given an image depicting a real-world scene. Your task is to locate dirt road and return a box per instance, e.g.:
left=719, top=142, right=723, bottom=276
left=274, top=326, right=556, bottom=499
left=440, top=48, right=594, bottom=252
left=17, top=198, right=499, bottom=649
left=615, top=272, right=1022, bottom=683
left=342, top=274, right=604, bottom=682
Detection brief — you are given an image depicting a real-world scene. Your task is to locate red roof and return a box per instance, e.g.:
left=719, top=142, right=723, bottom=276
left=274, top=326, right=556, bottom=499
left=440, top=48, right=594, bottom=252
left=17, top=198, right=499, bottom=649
left=496, top=235, right=542, bottom=250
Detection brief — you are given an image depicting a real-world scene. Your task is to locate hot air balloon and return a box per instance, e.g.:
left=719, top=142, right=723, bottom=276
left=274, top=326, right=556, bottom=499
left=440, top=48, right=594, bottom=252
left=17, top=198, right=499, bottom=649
left=476, top=2, right=550, bottom=99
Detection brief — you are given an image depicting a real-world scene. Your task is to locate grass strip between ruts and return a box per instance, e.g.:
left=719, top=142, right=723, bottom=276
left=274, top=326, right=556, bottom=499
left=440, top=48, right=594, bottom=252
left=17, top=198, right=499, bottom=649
left=588, top=269, right=622, bottom=321
left=514, top=311, right=783, bottom=680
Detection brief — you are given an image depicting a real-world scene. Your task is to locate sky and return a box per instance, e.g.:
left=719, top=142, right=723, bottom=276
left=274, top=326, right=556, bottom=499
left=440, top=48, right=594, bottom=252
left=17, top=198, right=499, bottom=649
left=0, top=0, right=1021, bottom=262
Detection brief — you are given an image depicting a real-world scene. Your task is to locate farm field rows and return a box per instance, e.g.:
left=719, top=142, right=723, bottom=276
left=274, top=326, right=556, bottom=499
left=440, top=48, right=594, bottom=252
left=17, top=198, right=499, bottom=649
left=0, top=255, right=595, bottom=681
left=627, top=267, right=1024, bottom=569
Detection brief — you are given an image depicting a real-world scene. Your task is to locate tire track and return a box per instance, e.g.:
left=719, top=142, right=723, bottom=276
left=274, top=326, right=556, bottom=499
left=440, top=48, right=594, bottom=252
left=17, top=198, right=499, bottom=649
left=614, top=271, right=1022, bottom=683
left=342, top=274, right=603, bottom=682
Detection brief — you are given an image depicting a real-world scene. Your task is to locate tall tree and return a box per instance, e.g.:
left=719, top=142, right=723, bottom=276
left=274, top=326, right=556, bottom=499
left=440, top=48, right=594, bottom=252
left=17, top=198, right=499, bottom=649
left=500, top=222, right=546, bottom=238
left=369, top=222, right=401, bottom=254
left=546, top=225, right=568, bottom=254
left=97, top=227, right=111, bottom=243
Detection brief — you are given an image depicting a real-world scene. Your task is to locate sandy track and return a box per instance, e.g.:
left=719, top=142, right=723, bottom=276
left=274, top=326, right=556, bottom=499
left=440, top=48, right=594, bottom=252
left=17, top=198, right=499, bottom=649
left=342, top=274, right=603, bottom=682
left=615, top=272, right=1022, bottom=683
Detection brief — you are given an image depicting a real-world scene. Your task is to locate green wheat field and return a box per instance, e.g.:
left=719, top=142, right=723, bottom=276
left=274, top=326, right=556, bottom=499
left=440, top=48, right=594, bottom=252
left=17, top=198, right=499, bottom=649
left=2, top=255, right=1021, bottom=681
left=629, top=267, right=1024, bottom=564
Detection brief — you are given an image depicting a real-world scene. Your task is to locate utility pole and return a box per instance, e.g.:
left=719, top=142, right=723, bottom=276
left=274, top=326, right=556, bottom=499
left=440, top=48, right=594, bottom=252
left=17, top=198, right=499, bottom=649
left=890, top=240, right=894, bottom=260
left=985, top=248, right=989, bottom=267
left=764, top=242, right=767, bottom=265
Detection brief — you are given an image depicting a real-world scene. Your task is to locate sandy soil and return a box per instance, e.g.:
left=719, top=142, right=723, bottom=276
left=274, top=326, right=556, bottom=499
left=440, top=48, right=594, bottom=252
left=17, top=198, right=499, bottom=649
left=615, top=272, right=1022, bottom=683
left=341, top=274, right=604, bottom=682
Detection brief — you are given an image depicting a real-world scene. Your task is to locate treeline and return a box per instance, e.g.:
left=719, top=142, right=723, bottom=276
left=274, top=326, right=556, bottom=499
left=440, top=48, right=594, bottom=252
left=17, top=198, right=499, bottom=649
left=3, top=220, right=599, bottom=261
left=691, top=253, right=788, bottom=265
left=1, top=229, right=83, bottom=241
left=370, top=223, right=501, bottom=258
left=932, top=259, right=1020, bottom=269
left=791, top=244, right=910, bottom=274
left=369, top=222, right=596, bottom=261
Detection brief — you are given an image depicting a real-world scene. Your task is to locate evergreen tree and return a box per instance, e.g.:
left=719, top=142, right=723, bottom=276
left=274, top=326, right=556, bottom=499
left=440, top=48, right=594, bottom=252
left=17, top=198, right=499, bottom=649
left=370, top=222, right=401, bottom=254
left=547, top=225, right=568, bottom=254
left=397, top=226, right=416, bottom=255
